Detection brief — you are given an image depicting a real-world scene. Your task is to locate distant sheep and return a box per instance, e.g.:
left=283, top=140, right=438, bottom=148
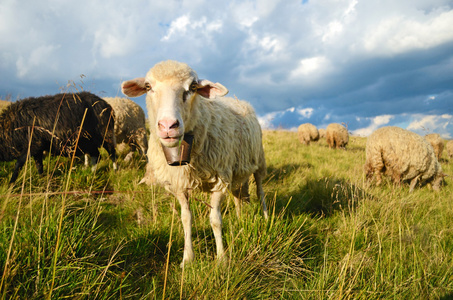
left=318, top=128, right=326, bottom=139
left=122, top=60, right=268, bottom=266
left=447, top=140, right=453, bottom=159
left=424, top=133, right=444, bottom=161
left=0, top=92, right=117, bottom=183
left=326, top=123, right=349, bottom=149
left=364, top=126, right=444, bottom=192
left=103, top=97, right=148, bottom=161
left=297, top=123, right=319, bottom=145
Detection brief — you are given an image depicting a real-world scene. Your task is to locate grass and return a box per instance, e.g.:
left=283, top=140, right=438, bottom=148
left=1, top=130, right=453, bottom=299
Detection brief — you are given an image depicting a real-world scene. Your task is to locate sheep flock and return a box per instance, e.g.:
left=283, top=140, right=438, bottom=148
left=1, top=59, right=451, bottom=269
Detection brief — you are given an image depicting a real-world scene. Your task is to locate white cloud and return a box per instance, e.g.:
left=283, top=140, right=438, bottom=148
left=407, top=114, right=452, bottom=138
left=16, top=44, right=60, bottom=78
left=352, top=114, right=394, bottom=136
left=364, top=10, right=453, bottom=55
left=290, top=56, right=331, bottom=80
left=161, top=14, right=223, bottom=42
left=297, top=107, right=314, bottom=119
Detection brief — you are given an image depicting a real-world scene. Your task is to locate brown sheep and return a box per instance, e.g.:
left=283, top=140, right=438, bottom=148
left=424, top=133, right=444, bottom=161
left=446, top=140, right=453, bottom=159
left=297, top=123, right=319, bottom=145
left=326, top=123, right=349, bottom=149
left=364, top=126, right=444, bottom=192
left=318, top=128, right=326, bottom=139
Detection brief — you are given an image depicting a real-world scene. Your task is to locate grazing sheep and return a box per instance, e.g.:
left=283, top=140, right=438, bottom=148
left=326, top=123, right=349, bottom=149
left=364, top=126, right=444, bottom=192
left=0, top=92, right=117, bottom=183
left=318, top=128, right=326, bottom=139
left=447, top=140, right=453, bottom=159
left=122, top=60, right=268, bottom=266
left=103, top=97, right=148, bottom=161
left=424, top=133, right=444, bottom=161
left=297, top=123, right=319, bottom=145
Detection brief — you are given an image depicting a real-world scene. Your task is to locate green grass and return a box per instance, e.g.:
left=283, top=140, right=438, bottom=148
left=1, top=130, right=453, bottom=299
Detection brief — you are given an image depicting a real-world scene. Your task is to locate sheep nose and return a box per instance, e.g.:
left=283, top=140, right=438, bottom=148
left=158, top=119, right=180, bottom=133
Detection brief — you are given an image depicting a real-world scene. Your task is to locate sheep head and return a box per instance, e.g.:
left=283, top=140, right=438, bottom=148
left=122, top=60, right=228, bottom=148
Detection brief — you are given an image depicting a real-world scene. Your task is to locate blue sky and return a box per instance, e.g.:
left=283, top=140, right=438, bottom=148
left=1, top=0, right=452, bottom=138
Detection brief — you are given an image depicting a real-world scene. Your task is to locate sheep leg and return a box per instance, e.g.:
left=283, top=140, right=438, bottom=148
left=232, top=181, right=249, bottom=218
left=10, top=155, right=27, bottom=183
left=34, top=152, right=44, bottom=174
left=176, top=192, right=194, bottom=267
left=84, top=154, right=90, bottom=168
left=210, top=191, right=227, bottom=262
left=233, top=195, right=241, bottom=218
left=409, top=175, right=421, bottom=192
left=254, top=172, right=269, bottom=219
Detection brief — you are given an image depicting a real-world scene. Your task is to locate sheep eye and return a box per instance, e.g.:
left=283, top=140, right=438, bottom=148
left=183, top=82, right=197, bottom=102
left=145, top=82, right=152, bottom=92
left=189, top=82, right=198, bottom=92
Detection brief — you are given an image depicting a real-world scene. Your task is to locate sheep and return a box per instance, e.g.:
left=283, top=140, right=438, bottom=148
left=103, top=97, right=148, bottom=161
left=326, top=123, right=349, bottom=149
left=0, top=92, right=117, bottom=183
left=318, top=128, right=326, bottom=139
left=297, top=123, right=319, bottom=145
left=122, top=60, right=268, bottom=266
left=447, top=140, right=453, bottom=159
left=364, top=126, right=444, bottom=192
left=424, top=133, right=444, bottom=161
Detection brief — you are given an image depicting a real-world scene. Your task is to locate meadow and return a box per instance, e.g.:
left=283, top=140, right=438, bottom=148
left=1, top=130, right=452, bottom=299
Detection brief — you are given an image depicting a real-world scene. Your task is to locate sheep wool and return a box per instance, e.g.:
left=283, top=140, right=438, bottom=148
left=122, top=60, right=268, bottom=266
left=318, top=128, right=326, bottom=139
left=103, top=97, right=148, bottom=159
left=364, top=126, right=444, bottom=192
left=424, top=133, right=444, bottom=161
left=0, top=92, right=116, bottom=183
left=447, top=140, right=453, bottom=159
left=326, top=123, right=349, bottom=149
left=297, top=123, right=319, bottom=145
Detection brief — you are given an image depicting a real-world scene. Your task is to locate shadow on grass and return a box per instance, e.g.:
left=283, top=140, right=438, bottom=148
left=266, top=165, right=372, bottom=218
left=440, top=294, right=453, bottom=300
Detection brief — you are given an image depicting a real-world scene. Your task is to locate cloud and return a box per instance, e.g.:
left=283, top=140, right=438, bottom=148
left=407, top=114, right=453, bottom=138
left=352, top=115, right=394, bottom=137
left=16, top=44, right=61, bottom=78
left=290, top=56, right=331, bottom=80
left=364, top=10, right=453, bottom=55
left=161, top=14, right=223, bottom=41
left=0, top=0, right=452, bottom=138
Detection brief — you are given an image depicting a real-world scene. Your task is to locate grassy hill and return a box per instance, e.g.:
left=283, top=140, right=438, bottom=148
left=1, top=130, right=452, bottom=299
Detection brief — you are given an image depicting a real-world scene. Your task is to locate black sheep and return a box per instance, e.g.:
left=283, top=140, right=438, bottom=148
left=0, top=91, right=117, bottom=183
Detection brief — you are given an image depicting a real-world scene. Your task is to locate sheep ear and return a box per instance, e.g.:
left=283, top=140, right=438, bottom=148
left=122, top=78, right=147, bottom=97
left=197, top=79, right=228, bottom=99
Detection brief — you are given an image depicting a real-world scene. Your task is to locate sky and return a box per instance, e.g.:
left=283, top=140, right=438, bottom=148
left=1, top=0, right=452, bottom=138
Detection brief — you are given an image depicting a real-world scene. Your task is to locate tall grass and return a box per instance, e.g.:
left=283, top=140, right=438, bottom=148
left=1, top=130, right=452, bottom=299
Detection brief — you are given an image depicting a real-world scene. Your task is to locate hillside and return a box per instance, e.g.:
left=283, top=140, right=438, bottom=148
left=1, top=130, right=452, bottom=299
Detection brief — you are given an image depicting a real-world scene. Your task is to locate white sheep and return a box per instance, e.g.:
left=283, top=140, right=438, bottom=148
left=103, top=97, right=148, bottom=161
left=424, top=133, right=444, bottom=161
left=297, top=123, right=319, bottom=145
left=364, top=126, right=444, bottom=192
left=326, top=123, right=349, bottom=149
left=122, top=60, right=268, bottom=266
